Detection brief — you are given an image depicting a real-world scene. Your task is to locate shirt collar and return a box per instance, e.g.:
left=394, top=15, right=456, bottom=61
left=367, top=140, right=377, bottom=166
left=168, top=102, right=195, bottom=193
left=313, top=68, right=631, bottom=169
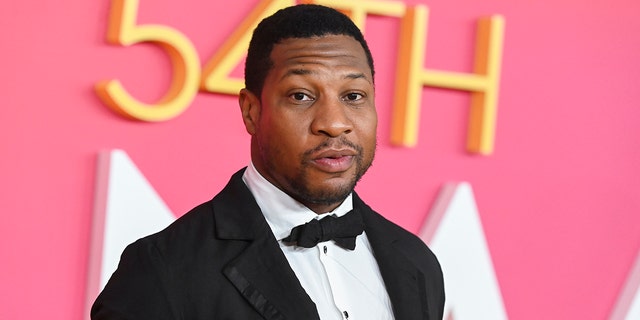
left=242, top=162, right=353, bottom=240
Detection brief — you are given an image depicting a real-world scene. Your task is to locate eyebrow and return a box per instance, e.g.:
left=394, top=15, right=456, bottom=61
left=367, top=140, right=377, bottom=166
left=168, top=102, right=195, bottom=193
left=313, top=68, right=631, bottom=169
left=283, top=68, right=312, bottom=78
left=281, top=69, right=371, bottom=84
left=344, top=73, right=369, bottom=82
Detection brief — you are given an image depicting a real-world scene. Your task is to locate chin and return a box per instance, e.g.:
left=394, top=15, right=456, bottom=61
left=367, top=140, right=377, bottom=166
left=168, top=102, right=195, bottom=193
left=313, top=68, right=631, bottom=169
left=305, top=182, right=355, bottom=205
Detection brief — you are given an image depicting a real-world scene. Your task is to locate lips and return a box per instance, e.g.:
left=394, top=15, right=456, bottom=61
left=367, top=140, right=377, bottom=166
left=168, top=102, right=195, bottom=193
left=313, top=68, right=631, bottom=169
left=311, top=148, right=357, bottom=173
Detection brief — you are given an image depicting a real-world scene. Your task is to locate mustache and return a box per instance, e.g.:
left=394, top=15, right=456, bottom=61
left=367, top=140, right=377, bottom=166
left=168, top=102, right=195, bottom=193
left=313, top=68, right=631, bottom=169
left=302, top=137, right=363, bottom=159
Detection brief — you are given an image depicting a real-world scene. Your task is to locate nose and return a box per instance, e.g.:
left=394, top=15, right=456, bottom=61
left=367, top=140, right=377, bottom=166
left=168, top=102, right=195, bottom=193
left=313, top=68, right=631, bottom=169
left=310, top=98, right=353, bottom=137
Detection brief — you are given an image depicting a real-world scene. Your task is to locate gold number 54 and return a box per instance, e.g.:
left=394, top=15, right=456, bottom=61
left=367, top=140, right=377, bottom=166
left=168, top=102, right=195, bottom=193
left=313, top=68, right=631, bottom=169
left=96, top=0, right=290, bottom=122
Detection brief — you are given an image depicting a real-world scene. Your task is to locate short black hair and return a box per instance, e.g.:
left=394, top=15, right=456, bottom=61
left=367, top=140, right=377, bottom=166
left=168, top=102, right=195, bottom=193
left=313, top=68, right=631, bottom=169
left=244, top=4, right=375, bottom=97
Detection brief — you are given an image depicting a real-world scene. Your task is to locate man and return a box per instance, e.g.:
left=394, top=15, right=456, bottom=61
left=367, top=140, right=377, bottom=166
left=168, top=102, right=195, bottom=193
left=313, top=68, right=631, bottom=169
left=92, top=4, right=444, bottom=320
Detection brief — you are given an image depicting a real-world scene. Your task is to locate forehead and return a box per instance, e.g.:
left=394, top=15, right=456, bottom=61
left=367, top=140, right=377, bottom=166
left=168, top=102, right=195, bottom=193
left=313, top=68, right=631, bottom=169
left=268, top=35, right=372, bottom=78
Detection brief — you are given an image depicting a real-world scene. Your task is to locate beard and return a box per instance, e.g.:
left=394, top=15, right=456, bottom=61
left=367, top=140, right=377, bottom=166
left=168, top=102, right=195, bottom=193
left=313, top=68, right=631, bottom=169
left=287, top=137, right=375, bottom=207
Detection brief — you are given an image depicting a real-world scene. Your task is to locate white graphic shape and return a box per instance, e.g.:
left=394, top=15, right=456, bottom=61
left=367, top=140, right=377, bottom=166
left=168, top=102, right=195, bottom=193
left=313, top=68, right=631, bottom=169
left=610, top=251, right=640, bottom=320
left=85, top=149, right=176, bottom=318
left=419, top=182, right=508, bottom=320
left=99, top=149, right=176, bottom=287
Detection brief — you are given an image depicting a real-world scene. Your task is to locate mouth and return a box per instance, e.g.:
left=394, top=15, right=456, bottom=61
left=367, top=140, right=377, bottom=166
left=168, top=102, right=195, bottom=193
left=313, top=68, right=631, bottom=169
left=310, top=148, right=358, bottom=173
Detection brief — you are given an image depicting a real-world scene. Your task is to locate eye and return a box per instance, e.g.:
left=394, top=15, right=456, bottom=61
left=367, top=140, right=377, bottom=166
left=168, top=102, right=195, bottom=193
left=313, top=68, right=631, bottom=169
left=343, top=92, right=364, bottom=102
left=290, top=92, right=313, bottom=101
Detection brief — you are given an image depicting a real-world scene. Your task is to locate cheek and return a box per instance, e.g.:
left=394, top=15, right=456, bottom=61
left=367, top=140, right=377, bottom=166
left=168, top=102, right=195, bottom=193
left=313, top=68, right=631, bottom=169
left=358, top=113, right=378, bottom=141
left=274, top=112, right=311, bottom=140
left=264, top=118, right=309, bottom=158
left=359, top=116, right=378, bottom=160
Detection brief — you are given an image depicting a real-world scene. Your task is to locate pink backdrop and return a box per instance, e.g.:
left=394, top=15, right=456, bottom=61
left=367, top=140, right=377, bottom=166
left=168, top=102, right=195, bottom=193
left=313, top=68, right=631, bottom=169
left=2, top=0, right=639, bottom=319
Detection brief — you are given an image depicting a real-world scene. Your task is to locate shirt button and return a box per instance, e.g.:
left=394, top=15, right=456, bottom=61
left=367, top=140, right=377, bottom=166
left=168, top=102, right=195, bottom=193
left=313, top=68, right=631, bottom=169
left=343, top=310, right=349, bottom=319
left=323, top=245, right=327, bottom=254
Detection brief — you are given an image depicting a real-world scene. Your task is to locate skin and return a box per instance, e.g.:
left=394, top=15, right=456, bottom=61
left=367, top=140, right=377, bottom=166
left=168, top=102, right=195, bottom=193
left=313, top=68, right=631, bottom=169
left=239, top=35, right=378, bottom=214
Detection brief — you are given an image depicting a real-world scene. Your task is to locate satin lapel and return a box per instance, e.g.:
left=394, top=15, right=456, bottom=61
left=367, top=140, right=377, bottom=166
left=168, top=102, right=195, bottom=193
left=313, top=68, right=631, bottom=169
left=214, top=169, right=320, bottom=320
left=223, top=227, right=320, bottom=320
left=356, top=196, right=431, bottom=320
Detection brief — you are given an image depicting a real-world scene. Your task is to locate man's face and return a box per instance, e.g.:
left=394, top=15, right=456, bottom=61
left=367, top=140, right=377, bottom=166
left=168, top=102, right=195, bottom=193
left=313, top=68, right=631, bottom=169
left=240, top=34, right=377, bottom=213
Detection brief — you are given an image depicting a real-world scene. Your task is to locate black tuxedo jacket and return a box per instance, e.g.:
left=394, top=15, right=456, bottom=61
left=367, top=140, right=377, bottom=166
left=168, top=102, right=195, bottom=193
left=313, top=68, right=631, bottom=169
left=92, top=169, right=445, bottom=319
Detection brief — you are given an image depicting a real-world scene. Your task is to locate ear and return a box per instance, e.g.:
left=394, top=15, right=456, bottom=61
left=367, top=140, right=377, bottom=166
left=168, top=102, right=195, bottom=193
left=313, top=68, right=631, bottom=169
left=239, top=88, right=261, bottom=135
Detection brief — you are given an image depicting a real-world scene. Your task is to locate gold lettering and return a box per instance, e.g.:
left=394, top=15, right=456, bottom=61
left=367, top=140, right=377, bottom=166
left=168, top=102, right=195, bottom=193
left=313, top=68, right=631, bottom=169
left=308, top=0, right=406, bottom=30
left=96, top=0, right=505, bottom=153
left=391, top=5, right=505, bottom=154
left=96, top=0, right=201, bottom=121
left=200, top=0, right=295, bottom=95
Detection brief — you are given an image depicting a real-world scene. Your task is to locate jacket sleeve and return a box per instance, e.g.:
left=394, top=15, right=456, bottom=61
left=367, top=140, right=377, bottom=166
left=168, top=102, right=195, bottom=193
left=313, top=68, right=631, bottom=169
left=91, top=239, right=178, bottom=320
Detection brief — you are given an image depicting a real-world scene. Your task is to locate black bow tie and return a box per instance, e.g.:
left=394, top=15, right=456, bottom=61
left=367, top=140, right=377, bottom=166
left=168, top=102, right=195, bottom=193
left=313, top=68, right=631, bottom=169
left=282, top=210, right=365, bottom=250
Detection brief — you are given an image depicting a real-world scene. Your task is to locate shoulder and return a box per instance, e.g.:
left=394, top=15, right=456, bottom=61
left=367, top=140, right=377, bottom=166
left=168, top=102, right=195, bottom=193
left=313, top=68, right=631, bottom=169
left=354, top=193, right=442, bottom=273
left=134, top=199, right=214, bottom=245
left=354, top=193, right=445, bottom=315
left=134, top=168, right=252, bottom=252
left=109, top=199, right=216, bottom=276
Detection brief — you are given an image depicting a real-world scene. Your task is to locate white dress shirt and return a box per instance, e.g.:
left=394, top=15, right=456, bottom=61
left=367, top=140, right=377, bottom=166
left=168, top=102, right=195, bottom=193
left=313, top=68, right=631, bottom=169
left=242, top=163, right=394, bottom=320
